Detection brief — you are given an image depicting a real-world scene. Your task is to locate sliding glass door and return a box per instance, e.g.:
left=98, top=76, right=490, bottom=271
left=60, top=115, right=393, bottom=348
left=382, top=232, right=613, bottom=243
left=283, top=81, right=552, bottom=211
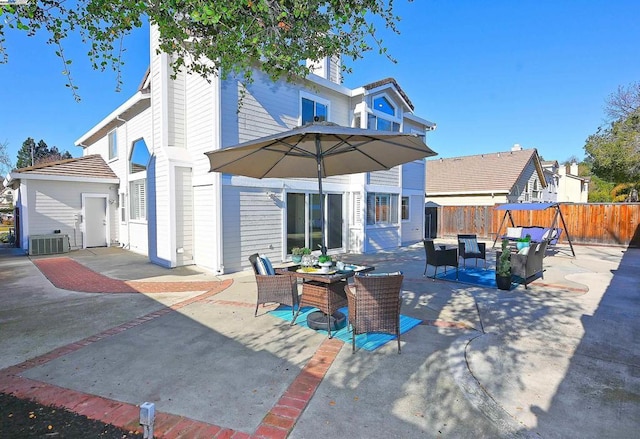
left=286, top=192, right=343, bottom=253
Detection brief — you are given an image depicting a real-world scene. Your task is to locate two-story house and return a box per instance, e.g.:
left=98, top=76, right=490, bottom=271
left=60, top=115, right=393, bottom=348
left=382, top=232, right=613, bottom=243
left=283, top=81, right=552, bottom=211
left=65, top=26, right=437, bottom=273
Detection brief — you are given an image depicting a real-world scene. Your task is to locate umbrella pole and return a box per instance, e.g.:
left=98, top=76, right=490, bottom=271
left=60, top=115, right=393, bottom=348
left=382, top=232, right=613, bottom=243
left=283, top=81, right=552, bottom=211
left=316, top=135, right=327, bottom=255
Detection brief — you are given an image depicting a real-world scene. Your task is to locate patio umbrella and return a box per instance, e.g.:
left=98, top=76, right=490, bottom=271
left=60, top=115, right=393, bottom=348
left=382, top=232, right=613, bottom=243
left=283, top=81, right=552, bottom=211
left=205, top=121, right=437, bottom=254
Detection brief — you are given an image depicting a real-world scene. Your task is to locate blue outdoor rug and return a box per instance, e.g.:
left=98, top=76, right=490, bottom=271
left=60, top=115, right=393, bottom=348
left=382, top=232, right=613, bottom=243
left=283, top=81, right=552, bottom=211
left=269, top=306, right=422, bottom=351
left=436, top=267, right=520, bottom=289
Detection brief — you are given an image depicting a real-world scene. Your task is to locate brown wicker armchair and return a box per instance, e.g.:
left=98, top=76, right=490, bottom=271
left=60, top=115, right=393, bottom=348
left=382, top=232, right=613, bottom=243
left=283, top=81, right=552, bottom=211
left=249, top=254, right=299, bottom=317
left=457, top=234, right=487, bottom=268
left=345, top=272, right=404, bottom=353
left=423, top=239, right=458, bottom=279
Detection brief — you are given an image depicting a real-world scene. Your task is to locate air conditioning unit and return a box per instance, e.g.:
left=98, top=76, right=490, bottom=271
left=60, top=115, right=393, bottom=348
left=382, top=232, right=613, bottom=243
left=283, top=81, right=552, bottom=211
left=29, top=234, right=70, bottom=256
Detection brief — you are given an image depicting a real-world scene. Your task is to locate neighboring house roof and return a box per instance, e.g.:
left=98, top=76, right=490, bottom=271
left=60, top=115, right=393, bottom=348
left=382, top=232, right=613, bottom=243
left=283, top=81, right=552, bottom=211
left=426, top=148, right=545, bottom=196
left=4, top=155, right=119, bottom=188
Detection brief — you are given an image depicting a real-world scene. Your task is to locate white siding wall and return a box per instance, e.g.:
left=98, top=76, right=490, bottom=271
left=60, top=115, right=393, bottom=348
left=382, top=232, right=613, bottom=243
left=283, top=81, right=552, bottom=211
left=402, top=194, right=424, bottom=244
left=193, top=183, right=218, bottom=272
left=220, top=70, right=352, bottom=149
left=402, top=161, right=424, bottom=191
left=366, top=226, right=400, bottom=252
left=222, top=185, right=283, bottom=273
left=369, top=167, right=400, bottom=186
left=168, top=68, right=186, bottom=148
left=128, top=222, right=148, bottom=255
left=403, top=120, right=423, bottom=133
left=80, top=107, right=152, bottom=253
left=515, top=162, right=538, bottom=203
left=25, top=180, right=116, bottom=250
left=186, top=74, right=216, bottom=176
left=149, top=27, right=174, bottom=266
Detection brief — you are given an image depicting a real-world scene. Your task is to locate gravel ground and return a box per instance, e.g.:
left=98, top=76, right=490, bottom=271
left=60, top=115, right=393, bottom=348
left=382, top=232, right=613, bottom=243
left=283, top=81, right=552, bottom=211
left=0, top=393, right=141, bottom=438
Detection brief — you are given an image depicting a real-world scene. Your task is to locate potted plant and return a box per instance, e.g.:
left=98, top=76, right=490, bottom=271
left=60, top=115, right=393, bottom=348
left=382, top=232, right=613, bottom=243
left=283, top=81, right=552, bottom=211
left=291, top=247, right=311, bottom=264
left=495, top=238, right=512, bottom=290
left=317, top=254, right=333, bottom=272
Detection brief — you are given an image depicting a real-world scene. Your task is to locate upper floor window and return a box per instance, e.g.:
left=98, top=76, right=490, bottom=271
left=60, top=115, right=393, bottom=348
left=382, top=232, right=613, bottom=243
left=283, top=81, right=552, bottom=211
left=108, top=130, right=117, bottom=160
left=301, top=95, right=328, bottom=125
left=368, top=94, right=400, bottom=132
left=129, top=139, right=150, bottom=174
left=368, top=114, right=400, bottom=132
left=373, top=96, right=395, bottom=116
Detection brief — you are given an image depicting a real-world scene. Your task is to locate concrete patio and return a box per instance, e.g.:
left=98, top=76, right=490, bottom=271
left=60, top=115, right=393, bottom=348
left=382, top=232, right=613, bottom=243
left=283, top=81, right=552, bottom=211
left=0, top=240, right=638, bottom=438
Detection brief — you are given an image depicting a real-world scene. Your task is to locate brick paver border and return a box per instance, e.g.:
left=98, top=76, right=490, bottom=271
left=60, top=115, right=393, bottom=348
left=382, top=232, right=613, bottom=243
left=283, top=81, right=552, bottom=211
left=2, top=258, right=345, bottom=438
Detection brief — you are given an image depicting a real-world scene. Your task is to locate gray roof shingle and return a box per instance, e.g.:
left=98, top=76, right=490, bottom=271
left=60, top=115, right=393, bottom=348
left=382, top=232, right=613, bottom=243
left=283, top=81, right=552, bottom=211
left=426, top=149, right=539, bottom=195
left=14, top=155, right=118, bottom=180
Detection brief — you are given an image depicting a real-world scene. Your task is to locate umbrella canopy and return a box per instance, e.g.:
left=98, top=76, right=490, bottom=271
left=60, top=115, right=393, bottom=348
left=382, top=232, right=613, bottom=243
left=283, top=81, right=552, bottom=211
left=205, top=121, right=437, bottom=254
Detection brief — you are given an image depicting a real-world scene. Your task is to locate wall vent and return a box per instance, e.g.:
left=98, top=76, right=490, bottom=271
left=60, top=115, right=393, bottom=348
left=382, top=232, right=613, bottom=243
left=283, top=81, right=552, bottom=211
left=29, top=234, right=70, bottom=256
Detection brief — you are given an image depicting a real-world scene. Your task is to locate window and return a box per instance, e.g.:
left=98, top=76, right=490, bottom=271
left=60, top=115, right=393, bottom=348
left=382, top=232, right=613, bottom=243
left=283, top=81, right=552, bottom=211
left=108, top=130, right=117, bottom=160
left=367, top=114, right=400, bottom=132
left=401, top=196, right=410, bottom=220
left=532, top=179, right=543, bottom=199
left=366, top=193, right=398, bottom=225
left=130, top=139, right=150, bottom=173
left=130, top=179, right=146, bottom=220
left=301, top=97, right=328, bottom=125
left=368, top=95, right=400, bottom=132
left=286, top=192, right=343, bottom=252
left=128, top=138, right=149, bottom=221
left=373, top=96, right=395, bottom=116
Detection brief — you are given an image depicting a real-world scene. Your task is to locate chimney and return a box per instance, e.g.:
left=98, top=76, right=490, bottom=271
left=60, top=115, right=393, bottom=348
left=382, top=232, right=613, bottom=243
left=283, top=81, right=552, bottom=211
left=306, top=55, right=342, bottom=84
left=511, top=143, right=523, bottom=151
left=570, top=161, right=578, bottom=176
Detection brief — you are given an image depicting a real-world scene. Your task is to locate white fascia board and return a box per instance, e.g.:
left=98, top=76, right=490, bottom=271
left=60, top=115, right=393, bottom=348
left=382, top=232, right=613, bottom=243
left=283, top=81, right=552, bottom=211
left=427, top=190, right=510, bottom=196
left=305, top=72, right=356, bottom=97
left=8, top=172, right=119, bottom=185
left=405, top=113, right=436, bottom=130
left=74, top=91, right=150, bottom=146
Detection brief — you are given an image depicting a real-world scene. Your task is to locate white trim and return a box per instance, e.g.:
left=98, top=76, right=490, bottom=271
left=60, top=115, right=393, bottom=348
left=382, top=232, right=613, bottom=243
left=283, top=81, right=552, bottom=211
left=8, top=172, right=118, bottom=185
left=427, top=190, right=511, bottom=196
left=299, top=90, right=331, bottom=125
left=74, top=91, right=150, bottom=146
left=405, top=113, right=436, bottom=130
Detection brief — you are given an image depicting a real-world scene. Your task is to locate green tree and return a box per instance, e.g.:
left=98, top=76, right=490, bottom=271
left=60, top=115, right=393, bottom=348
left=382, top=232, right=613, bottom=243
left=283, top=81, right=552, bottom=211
left=15, top=138, right=72, bottom=169
left=0, top=1, right=407, bottom=100
left=0, top=139, right=11, bottom=176
left=584, top=110, right=640, bottom=184
left=584, top=81, right=640, bottom=186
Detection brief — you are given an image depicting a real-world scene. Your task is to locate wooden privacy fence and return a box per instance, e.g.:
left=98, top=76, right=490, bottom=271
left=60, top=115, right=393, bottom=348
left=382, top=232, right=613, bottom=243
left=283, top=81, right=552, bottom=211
left=437, top=203, right=640, bottom=248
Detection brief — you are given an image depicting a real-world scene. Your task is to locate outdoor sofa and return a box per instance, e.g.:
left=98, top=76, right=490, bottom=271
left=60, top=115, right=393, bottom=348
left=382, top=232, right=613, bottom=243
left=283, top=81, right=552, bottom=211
left=502, top=226, right=562, bottom=245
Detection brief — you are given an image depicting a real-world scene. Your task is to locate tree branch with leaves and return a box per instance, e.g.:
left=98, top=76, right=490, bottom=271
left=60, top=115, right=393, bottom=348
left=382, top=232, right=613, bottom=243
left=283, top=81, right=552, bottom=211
left=1, top=1, right=409, bottom=100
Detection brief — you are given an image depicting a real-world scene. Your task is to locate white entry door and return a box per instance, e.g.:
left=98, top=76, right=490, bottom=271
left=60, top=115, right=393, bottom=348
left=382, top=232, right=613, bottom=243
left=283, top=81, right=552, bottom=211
left=84, top=196, right=108, bottom=248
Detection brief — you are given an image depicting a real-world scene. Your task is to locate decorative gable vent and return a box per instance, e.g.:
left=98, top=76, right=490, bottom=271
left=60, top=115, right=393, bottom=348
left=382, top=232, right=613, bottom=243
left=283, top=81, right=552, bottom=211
left=29, top=234, right=70, bottom=256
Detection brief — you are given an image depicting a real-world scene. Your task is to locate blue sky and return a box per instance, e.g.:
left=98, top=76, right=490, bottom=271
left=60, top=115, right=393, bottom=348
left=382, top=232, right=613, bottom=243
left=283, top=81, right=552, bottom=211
left=2, top=0, right=639, bottom=169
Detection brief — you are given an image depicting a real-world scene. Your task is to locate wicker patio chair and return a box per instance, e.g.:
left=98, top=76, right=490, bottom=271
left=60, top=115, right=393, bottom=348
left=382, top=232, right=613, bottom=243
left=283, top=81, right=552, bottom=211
left=345, top=272, right=404, bottom=353
left=510, top=240, right=549, bottom=289
left=249, top=253, right=299, bottom=317
left=457, top=234, right=487, bottom=268
left=423, top=239, right=458, bottom=279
